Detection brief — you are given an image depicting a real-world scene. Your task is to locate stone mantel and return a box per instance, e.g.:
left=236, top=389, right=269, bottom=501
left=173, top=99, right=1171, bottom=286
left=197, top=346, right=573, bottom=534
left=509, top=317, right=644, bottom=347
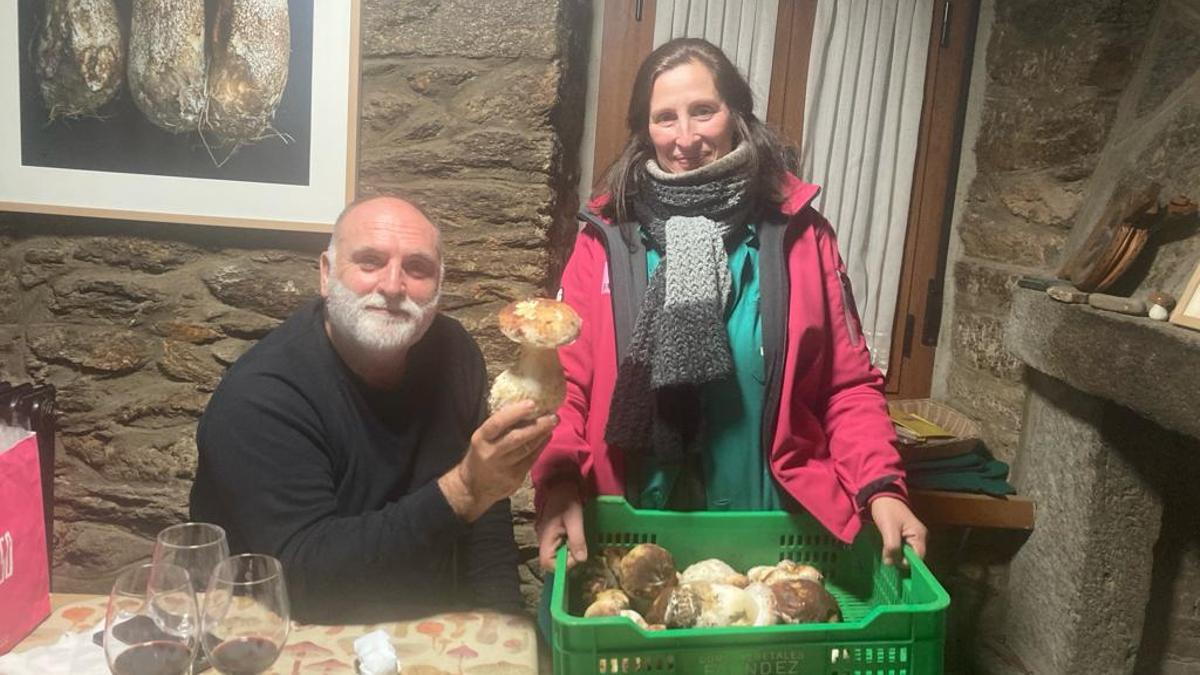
left=996, top=287, right=1200, bottom=674
left=1005, top=288, right=1200, bottom=441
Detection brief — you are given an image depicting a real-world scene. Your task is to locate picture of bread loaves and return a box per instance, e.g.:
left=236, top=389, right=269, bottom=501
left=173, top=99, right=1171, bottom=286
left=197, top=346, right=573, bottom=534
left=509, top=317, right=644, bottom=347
left=34, top=0, right=125, bottom=120
left=203, top=0, right=292, bottom=157
left=127, top=0, right=207, bottom=133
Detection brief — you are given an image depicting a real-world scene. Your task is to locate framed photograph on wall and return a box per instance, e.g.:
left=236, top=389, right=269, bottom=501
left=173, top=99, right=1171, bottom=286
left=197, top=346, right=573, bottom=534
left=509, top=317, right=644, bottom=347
left=1170, top=259, right=1200, bottom=331
left=0, top=0, right=359, bottom=233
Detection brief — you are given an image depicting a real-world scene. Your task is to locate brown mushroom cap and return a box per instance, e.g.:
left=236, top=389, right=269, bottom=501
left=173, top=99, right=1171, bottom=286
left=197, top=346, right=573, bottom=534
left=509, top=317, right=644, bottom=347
left=497, top=298, right=582, bottom=348
left=618, top=544, right=677, bottom=613
left=771, top=579, right=841, bottom=624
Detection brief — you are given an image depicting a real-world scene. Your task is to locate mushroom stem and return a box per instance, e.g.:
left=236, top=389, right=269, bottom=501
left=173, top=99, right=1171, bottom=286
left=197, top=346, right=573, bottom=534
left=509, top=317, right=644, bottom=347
left=511, top=344, right=566, bottom=416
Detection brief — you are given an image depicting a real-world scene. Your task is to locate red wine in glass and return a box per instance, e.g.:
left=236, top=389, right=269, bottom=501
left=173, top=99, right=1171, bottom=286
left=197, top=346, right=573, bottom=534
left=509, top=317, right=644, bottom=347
left=110, top=640, right=193, bottom=675
left=208, top=636, right=281, bottom=675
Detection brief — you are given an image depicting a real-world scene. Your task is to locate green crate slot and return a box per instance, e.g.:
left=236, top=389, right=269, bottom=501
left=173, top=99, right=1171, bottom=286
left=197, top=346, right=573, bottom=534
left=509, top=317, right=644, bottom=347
left=551, top=497, right=950, bottom=675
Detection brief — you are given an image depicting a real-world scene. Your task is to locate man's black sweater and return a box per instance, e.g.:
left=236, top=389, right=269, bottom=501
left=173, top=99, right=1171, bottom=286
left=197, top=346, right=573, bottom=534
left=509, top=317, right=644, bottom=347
left=189, top=300, right=521, bottom=623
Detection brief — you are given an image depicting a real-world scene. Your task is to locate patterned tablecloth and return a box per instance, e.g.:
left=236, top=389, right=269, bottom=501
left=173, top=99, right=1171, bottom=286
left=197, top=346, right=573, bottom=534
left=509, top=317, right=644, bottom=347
left=11, top=594, right=540, bottom=674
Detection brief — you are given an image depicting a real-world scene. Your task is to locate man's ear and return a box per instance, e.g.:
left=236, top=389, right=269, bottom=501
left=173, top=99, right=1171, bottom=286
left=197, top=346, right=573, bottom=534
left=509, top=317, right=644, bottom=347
left=319, top=251, right=331, bottom=297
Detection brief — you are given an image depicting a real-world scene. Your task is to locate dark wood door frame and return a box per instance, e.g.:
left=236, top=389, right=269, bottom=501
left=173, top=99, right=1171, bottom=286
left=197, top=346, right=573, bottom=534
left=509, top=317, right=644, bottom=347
left=766, top=0, right=819, bottom=144
left=590, top=0, right=658, bottom=193
left=884, top=0, right=980, bottom=398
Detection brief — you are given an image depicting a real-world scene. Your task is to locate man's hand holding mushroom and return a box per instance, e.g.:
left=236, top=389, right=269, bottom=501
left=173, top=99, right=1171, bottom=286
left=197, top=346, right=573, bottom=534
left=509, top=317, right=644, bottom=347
left=438, top=400, right=558, bottom=522
left=440, top=298, right=581, bottom=523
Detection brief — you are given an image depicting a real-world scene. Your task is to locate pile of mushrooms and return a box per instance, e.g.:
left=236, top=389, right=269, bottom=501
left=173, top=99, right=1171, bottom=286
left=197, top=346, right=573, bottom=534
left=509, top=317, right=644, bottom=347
left=488, top=298, right=582, bottom=415
left=574, top=543, right=842, bottom=630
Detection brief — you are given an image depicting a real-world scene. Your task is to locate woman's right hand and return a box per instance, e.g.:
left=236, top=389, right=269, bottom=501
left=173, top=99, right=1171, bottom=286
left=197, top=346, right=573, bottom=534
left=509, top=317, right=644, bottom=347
left=536, top=481, right=588, bottom=572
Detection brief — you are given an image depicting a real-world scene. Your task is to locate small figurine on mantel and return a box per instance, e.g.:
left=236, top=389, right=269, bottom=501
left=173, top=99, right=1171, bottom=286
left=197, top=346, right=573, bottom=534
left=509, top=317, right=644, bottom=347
left=1147, top=291, right=1177, bottom=321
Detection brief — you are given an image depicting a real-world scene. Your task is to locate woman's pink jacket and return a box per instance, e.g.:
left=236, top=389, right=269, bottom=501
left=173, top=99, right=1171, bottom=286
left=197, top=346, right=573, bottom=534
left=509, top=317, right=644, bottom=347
left=532, top=174, right=906, bottom=543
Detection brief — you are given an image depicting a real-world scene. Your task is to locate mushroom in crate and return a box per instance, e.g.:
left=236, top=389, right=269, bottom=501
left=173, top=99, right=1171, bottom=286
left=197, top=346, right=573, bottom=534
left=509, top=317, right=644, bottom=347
left=747, top=559, right=823, bottom=585
left=573, top=547, right=627, bottom=608
left=680, top=559, right=749, bottom=587
left=616, top=544, right=678, bottom=617
left=487, top=298, right=582, bottom=416
left=771, top=578, right=842, bottom=624
left=572, top=548, right=843, bottom=629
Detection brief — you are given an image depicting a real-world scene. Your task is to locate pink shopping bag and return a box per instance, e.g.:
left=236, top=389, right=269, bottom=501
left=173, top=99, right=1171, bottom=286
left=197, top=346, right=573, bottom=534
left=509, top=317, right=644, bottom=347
left=0, top=431, right=50, bottom=654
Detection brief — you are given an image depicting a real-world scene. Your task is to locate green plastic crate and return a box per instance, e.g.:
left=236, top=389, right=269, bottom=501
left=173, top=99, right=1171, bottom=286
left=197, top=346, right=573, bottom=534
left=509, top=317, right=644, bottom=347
left=550, top=497, right=949, bottom=674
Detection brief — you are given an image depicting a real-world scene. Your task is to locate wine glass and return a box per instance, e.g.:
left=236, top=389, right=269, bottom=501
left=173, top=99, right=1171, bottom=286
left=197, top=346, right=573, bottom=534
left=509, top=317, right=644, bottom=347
left=201, top=554, right=290, bottom=675
left=153, top=522, right=230, bottom=597
left=104, top=562, right=198, bottom=675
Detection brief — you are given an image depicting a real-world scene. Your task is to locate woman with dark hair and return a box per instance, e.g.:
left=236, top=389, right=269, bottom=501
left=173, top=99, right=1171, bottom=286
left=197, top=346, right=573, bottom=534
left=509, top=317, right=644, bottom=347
left=533, top=37, right=925, bottom=587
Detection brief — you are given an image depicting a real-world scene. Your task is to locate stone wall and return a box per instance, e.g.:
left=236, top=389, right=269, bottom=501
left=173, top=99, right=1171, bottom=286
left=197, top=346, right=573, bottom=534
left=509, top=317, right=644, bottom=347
left=936, top=0, right=1200, bottom=670
left=0, top=0, right=589, bottom=608
left=936, top=0, right=1159, bottom=464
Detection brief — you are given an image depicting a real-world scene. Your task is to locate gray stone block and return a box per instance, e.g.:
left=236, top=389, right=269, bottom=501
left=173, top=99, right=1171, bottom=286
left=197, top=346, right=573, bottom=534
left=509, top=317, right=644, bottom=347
left=1004, top=372, right=1161, bottom=674
left=363, top=0, right=561, bottom=59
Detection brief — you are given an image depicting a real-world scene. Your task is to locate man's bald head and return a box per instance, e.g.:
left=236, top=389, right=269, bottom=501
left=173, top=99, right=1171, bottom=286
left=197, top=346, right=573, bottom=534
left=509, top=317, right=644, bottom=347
left=319, top=194, right=445, bottom=363
left=328, top=195, right=443, bottom=263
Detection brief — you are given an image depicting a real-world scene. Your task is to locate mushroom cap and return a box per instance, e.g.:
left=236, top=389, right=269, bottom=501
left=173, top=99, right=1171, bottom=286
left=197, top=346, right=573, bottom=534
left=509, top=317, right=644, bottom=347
left=770, top=579, right=841, bottom=624
left=618, top=544, right=677, bottom=612
left=744, top=582, right=780, bottom=626
left=692, top=582, right=753, bottom=627
left=680, top=558, right=749, bottom=587
left=498, top=298, right=581, bottom=348
left=583, top=589, right=630, bottom=618
left=748, top=560, right=823, bottom=586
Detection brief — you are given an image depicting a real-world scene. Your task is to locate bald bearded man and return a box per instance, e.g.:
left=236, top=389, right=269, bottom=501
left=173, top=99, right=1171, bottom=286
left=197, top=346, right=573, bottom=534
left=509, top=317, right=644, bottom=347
left=190, top=196, right=553, bottom=623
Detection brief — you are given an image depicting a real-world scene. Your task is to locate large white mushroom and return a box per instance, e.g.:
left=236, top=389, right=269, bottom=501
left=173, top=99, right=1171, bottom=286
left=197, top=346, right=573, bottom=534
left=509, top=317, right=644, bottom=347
left=488, top=298, right=582, bottom=415
left=680, top=558, right=749, bottom=587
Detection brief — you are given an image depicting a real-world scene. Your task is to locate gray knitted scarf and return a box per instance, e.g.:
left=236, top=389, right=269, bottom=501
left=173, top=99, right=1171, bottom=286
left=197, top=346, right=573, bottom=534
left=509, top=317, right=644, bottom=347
left=605, top=142, right=754, bottom=470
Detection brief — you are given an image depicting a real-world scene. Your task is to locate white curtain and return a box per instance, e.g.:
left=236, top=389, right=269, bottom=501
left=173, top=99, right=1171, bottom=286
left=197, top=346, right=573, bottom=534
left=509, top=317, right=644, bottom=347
left=653, top=0, right=780, bottom=117
left=802, top=0, right=932, bottom=373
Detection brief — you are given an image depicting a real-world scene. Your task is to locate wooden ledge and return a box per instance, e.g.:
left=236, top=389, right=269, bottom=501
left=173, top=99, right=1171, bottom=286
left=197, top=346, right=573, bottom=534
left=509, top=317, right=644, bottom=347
left=910, top=489, right=1035, bottom=530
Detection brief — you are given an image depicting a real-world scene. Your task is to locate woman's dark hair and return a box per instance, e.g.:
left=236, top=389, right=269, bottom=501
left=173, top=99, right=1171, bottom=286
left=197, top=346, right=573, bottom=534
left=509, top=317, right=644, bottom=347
left=597, top=37, right=797, bottom=226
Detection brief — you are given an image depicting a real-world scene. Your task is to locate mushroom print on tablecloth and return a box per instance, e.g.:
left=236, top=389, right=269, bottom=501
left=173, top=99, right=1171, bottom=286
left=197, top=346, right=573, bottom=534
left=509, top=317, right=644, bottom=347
left=447, top=644, right=479, bottom=673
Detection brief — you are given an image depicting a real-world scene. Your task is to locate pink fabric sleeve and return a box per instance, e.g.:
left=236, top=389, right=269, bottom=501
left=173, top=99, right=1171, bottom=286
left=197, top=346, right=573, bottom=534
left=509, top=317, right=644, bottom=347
left=812, top=219, right=909, bottom=506
left=531, top=228, right=601, bottom=513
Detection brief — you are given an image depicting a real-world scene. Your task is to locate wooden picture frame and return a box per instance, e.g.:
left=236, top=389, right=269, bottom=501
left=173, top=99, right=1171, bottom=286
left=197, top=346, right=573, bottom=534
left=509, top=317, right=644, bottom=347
left=0, top=0, right=360, bottom=233
left=1170, top=258, right=1200, bottom=331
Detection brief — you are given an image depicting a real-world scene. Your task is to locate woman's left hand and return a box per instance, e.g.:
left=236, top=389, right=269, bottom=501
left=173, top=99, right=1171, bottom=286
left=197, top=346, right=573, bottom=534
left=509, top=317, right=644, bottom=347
left=869, top=496, right=927, bottom=567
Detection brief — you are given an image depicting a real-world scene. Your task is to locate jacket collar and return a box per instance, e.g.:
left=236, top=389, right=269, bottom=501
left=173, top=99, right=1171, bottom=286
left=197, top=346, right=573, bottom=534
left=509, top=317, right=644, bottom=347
left=585, top=172, right=822, bottom=220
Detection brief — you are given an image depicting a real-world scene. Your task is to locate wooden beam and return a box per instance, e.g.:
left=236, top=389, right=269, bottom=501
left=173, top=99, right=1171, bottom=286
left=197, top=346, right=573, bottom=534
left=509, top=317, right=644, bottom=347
left=910, top=489, right=1035, bottom=530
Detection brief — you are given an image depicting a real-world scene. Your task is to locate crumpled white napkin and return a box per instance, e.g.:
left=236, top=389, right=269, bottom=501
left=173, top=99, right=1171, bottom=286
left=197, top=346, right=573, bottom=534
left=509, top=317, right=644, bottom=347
left=0, top=621, right=106, bottom=675
left=354, top=629, right=399, bottom=675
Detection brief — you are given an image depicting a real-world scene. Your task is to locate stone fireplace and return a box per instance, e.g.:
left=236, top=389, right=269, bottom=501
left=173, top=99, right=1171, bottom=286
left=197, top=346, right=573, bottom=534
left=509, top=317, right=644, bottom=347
left=934, top=0, right=1200, bottom=671
left=995, top=291, right=1200, bottom=673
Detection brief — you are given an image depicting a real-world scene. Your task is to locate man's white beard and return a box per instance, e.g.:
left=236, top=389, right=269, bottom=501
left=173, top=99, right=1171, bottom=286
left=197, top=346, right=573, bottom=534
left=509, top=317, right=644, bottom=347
left=325, top=277, right=439, bottom=353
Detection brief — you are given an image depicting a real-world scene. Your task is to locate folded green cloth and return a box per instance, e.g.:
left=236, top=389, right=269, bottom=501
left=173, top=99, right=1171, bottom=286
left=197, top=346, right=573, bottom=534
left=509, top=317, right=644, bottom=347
left=903, top=447, right=1016, bottom=497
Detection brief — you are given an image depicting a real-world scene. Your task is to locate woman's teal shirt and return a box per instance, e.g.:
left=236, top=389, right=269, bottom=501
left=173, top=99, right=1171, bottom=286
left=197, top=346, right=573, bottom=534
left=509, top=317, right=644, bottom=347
left=637, top=227, right=786, bottom=511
